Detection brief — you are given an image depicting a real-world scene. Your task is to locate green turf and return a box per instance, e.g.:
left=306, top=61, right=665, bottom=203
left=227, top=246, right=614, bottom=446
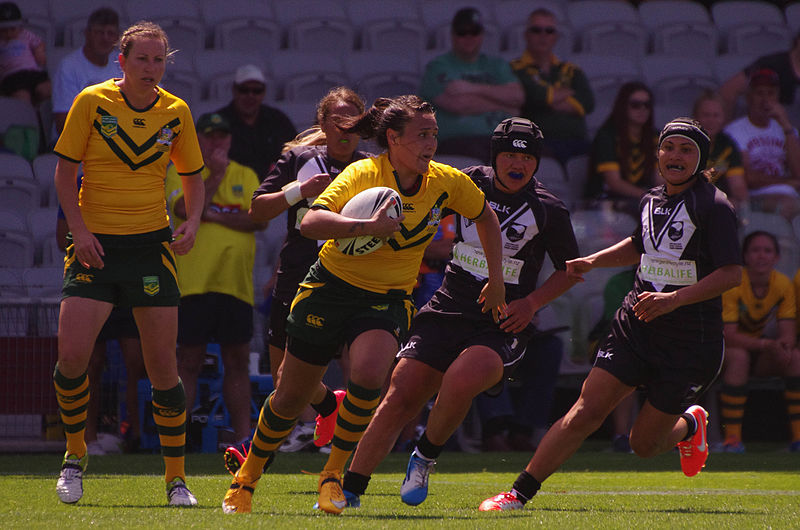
left=1, top=442, right=798, bottom=529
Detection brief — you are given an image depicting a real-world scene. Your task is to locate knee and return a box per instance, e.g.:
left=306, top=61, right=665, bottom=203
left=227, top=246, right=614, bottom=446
left=561, top=401, right=606, bottom=434
left=628, top=433, right=661, bottom=458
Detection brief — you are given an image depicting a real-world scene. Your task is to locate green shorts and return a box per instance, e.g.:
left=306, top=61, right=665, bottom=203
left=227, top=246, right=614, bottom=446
left=62, top=228, right=180, bottom=307
left=286, top=261, right=415, bottom=366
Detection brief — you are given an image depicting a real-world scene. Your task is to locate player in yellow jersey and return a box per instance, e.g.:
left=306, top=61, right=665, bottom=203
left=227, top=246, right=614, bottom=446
left=720, top=230, right=800, bottom=453
left=222, top=95, right=507, bottom=515
left=52, top=21, right=204, bottom=507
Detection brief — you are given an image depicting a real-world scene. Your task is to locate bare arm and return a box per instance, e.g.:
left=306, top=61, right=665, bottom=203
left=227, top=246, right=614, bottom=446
left=170, top=173, right=204, bottom=255
left=33, top=40, right=47, bottom=68
left=54, top=113, right=67, bottom=135
left=434, top=80, right=524, bottom=115
left=633, top=264, right=742, bottom=323
left=719, top=71, right=747, bottom=120
left=249, top=173, right=332, bottom=222
left=300, top=198, right=404, bottom=240
left=202, top=209, right=267, bottom=232
left=54, top=158, right=105, bottom=269
left=500, top=269, right=578, bottom=334
left=566, top=237, right=642, bottom=282
left=473, top=204, right=507, bottom=321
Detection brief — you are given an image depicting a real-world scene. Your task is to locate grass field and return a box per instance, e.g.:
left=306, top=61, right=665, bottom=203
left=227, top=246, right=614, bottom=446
left=1, top=442, right=798, bottom=529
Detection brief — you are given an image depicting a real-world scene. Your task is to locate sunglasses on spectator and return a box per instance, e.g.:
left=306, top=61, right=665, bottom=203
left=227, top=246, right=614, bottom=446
left=527, top=26, right=556, bottom=35
left=628, top=99, right=652, bottom=110
left=455, top=27, right=483, bottom=37
left=236, top=86, right=265, bottom=95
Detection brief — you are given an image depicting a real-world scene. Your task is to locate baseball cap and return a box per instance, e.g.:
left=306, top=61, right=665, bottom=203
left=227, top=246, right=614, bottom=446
left=196, top=112, right=231, bottom=135
left=749, top=68, right=779, bottom=89
left=234, top=64, right=266, bottom=85
left=0, top=2, right=22, bottom=29
left=452, top=7, right=483, bottom=35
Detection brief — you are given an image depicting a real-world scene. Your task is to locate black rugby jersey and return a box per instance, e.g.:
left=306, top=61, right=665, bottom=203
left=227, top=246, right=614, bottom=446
left=627, top=178, right=741, bottom=341
left=254, top=145, right=370, bottom=301
left=424, top=165, right=579, bottom=322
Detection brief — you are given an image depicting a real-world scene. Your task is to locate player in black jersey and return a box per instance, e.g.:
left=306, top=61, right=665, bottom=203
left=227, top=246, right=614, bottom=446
left=337, top=117, right=581, bottom=508
left=222, top=88, right=369, bottom=471
left=480, top=118, right=743, bottom=512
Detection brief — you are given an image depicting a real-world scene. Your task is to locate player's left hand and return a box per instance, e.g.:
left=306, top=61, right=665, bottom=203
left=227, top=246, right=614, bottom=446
left=499, top=297, right=536, bottom=334
left=632, top=290, right=680, bottom=322
left=478, top=279, right=507, bottom=323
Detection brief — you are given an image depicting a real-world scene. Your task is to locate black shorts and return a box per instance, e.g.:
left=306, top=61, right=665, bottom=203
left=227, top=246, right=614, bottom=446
left=397, top=311, right=528, bottom=397
left=178, top=292, right=253, bottom=345
left=595, top=306, right=724, bottom=415
left=285, top=262, right=415, bottom=366
left=96, top=307, right=139, bottom=343
left=62, top=229, right=180, bottom=307
left=267, top=298, right=290, bottom=350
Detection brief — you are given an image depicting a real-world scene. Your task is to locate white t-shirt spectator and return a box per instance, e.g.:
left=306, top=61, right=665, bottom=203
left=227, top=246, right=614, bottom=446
left=52, top=48, right=120, bottom=114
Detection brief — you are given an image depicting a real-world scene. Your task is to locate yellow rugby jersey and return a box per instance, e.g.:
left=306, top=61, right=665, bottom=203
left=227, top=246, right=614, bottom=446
left=313, top=153, right=486, bottom=294
left=54, top=79, right=204, bottom=235
left=165, top=161, right=260, bottom=305
left=722, top=269, right=796, bottom=337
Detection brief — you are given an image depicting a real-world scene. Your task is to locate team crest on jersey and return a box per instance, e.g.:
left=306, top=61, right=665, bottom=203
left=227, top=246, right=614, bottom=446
left=232, top=184, right=243, bottom=196
left=142, top=275, right=160, bottom=296
left=156, top=127, right=174, bottom=151
left=427, top=206, right=441, bottom=227
left=100, top=115, right=118, bottom=138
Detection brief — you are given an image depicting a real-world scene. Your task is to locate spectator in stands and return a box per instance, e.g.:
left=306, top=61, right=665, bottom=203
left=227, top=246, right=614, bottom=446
left=511, top=8, right=595, bottom=166
left=215, top=65, right=297, bottom=180
left=720, top=230, right=800, bottom=453
left=0, top=1, right=50, bottom=105
left=724, top=69, right=800, bottom=219
left=419, top=7, right=523, bottom=163
left=52, top=7, right=120, bottom=135
left=719, top=32, right=800, bottom=119
left=165, top=112, right=266, bottom=448
left=585, top=81, right=660, bottom=216
left=692, top=91, right=748, bottom=209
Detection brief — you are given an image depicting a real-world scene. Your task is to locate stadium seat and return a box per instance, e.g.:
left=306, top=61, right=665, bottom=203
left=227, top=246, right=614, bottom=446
left=27, top=208, right=59, bottom=265
left=567, top=1, right=646, bottom=58
left=214, top=18, right=282, bottom=53
left=345, top=0, right=420, bottom=26
left=159, top=71, right=201, bottom=106
left=271, top=0, right=346, bottom=27
left=575, top=54, right=640, bottom=132
left=0, top=179, right=40, bottom=212
left=713, top=53, right=761, bottom=85
left=345, top=51, right=420, bottom=85
left=639, top=0, right=718, bottom=58
left=53, top=0, right=128, bottom=48
left=565, top=154, right=589, bottom=203
left=0, top=232, right=34, bottom=268
left=286, top=19, right=356, bottom=53
left=22, top=267, right=64, bottom=299
left=0, top=267, right=26, bottom=298
left=268, top=50, right=343, bottom=84
left=493, top=0, right=566, bottom=27
left=0, top=98, right=39, bottom=134
left=571, top=208, right=637, bottom=255
left=0, top=153, right=34, bottom=180
left=641, top=55, right=719, bottom=109
left=361, top=20, right=427, bottom=53
left=0, top=211, right=26, bottom=233
left=31, top=153, right=58, bottom=184
left=653, top=103, right=693, bottom=131
left=124, top=0, right=205, bottom=55
left=201, top=0, right=274, bottom=36
left=354, top=73, right=421, bottom=106
left=274, top=102, right=317, bottom=132
left=193, top=50, right=268, bottom=100
left=711, top=0, right=790, bottom=55
left=283, top=72, right=351, bottom=103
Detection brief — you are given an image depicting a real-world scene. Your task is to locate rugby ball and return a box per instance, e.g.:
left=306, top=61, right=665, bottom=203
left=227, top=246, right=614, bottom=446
left=334, top=186, right=402, bottom=256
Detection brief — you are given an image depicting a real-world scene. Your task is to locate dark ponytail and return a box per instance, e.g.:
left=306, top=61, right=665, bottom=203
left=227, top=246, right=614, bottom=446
left=342, top=95, right=435, bottom=149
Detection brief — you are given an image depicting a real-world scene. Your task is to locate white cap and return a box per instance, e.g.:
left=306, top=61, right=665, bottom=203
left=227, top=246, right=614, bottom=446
left=234, top=64, right=266, bottom=85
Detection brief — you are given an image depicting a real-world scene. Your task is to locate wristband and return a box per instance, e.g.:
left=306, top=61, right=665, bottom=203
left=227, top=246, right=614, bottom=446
left=282, top=181, right=303, bottom=206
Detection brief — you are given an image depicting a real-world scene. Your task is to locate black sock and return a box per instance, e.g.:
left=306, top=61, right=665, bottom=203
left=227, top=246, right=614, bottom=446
left=342, top=469, right=371, bottom=496
left=311, top=386, right=336, bottom=417
left=511, top=470, right=541, bottom=502
left=415, top=431, right=444, bottom=460
left=681, top=412, right=697, bottom=441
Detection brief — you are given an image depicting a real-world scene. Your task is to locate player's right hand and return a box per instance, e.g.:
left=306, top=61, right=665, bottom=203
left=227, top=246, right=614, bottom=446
left=368, top=197, right=404, bottom=238
left=565, top=257, right=593, bottom=282
left=300, top=173, right=332, bottom=198
left=72, top=229, right=105, bottom=270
